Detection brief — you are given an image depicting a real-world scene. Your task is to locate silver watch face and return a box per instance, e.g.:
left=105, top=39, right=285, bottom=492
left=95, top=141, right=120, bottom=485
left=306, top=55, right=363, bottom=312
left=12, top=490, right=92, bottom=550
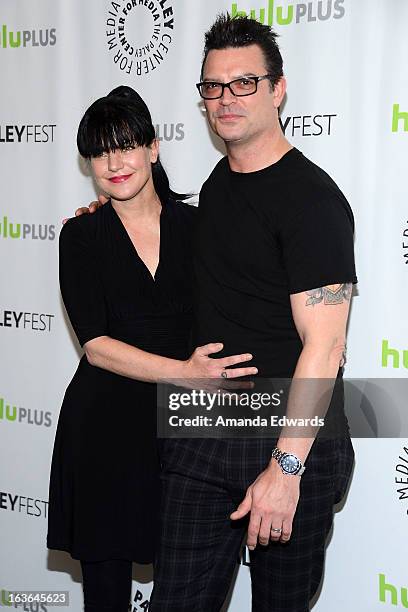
left=280, top=454, right=300, bottom=474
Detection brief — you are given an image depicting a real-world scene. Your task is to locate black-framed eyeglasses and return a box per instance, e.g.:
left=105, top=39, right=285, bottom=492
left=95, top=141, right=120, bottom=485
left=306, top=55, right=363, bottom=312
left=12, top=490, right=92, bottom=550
left=196, top=75, right=273, bottom=100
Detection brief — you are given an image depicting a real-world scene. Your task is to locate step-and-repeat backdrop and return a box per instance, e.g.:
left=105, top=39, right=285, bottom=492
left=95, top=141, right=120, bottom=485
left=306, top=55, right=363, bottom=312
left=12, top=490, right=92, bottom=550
left=1, top=1, right=407, bottom=610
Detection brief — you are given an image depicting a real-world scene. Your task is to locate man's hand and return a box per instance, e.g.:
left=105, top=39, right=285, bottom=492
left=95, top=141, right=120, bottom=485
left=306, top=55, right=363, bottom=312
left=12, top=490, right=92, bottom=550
left=62, top=194, right=109, bottom=224
left=230, top=459, right=300, bottom=547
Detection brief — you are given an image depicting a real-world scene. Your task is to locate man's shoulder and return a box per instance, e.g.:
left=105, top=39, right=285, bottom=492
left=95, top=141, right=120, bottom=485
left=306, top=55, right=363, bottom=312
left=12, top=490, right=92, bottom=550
left=271, top=150, right=355, bottom=230
left=202, top=156, right=229, bottom=189
left=285, top=149, right=345, bottom=200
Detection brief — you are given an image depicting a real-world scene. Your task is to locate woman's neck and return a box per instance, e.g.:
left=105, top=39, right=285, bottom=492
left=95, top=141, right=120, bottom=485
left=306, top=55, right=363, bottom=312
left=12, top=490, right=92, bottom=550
left=111, top=184, right=162, bottom=223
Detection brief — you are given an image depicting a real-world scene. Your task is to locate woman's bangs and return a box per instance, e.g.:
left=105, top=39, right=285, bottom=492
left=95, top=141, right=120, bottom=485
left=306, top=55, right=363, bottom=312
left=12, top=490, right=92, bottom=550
left=86, top=119, right=144, bottom=157
left=78, top=99, right=154, bottom=158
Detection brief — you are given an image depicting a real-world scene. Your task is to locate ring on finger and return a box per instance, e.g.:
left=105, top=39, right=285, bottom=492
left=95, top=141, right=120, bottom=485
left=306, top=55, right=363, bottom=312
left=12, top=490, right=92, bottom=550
left=221, top=370, right=228, bottom=379
left=271, top=527, right=282, bottom=534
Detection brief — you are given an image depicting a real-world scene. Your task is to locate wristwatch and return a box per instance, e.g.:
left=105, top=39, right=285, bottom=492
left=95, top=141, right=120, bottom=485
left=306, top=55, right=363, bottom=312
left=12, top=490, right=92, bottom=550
left=271, top=447, right=306, bottom=476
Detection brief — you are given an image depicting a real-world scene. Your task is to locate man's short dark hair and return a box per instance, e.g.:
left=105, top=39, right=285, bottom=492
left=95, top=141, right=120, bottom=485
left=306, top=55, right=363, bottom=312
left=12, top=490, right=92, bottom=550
left=201, top=13, right=283, bottom=87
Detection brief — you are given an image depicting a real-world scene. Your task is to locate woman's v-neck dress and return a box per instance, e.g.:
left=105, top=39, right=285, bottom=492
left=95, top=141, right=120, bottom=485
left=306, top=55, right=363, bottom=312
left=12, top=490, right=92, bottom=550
left=47, top=199, right=196, bottom=562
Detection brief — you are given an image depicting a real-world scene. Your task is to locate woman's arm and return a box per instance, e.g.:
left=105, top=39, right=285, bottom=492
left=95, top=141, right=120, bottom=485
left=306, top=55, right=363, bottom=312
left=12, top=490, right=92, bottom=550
left=61, top=218, right=257, bottom=384
left=84, top=336, right=257, bottom=383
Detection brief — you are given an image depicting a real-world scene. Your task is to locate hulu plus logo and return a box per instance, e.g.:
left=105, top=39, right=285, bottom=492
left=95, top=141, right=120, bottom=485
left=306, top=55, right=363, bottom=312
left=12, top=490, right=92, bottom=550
left=0, top=397, right=17, bottom=422
left=0, top=216, right=55, bottom=240
left=392, top=104, right=408, bottom=133
left=379, top=574, right=408, bottom=607
left=0, top=397, right=52, bottom=427
left=381, top=340, right=408, bottom=370
left=231, top=0, right=345, bottom=26
left=0, top=24, right=56, bottom=48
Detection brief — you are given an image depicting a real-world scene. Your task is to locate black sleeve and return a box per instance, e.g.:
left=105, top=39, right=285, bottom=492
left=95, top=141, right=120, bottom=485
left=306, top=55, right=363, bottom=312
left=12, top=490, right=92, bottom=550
left=279, top=197, right=358, bottom=294
left=59, top=219, right=108, bottom=347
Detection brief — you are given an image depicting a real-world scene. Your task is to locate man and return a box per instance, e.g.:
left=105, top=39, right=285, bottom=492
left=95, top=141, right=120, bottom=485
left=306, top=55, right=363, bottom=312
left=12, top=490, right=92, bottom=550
left=149, top=13, right=356, bottom=612
left=79, top=13, right=356, bottom=611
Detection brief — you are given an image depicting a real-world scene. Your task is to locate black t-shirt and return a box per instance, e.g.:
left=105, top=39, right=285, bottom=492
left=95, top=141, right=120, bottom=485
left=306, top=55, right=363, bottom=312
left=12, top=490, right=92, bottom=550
left=194, top=148, right=357, bottom=378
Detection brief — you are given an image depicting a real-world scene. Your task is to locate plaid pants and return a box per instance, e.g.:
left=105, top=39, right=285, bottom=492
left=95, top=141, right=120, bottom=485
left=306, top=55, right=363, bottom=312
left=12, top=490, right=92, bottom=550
left=150, top=437, right=354, bottom=612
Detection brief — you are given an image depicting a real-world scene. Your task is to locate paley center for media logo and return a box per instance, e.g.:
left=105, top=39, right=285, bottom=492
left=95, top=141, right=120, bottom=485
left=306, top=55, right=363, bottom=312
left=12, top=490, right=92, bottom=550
left=0, top=25, right=56, bottom=49
left=231, top=0, right=345, bottom=26
left=403, top=220, right=408, bottom=265
left=130, top=589, right=150, bottom=611
left=106, top=0, right=175, bottom=76
left=0, top=216, right=55, bottom=241
left=394, top=445, right=408, bottom=518
left=0, top=396, right=52, bottom=427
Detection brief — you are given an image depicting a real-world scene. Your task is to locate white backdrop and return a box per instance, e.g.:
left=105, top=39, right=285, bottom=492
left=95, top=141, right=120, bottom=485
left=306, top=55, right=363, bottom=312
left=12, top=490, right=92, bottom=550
left=1, top=0, right=407, bottom=610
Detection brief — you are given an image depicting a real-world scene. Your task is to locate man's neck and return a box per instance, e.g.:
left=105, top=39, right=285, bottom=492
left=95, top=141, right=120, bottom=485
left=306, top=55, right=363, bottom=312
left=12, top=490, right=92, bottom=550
left=226, top=131, right=293, bottom=174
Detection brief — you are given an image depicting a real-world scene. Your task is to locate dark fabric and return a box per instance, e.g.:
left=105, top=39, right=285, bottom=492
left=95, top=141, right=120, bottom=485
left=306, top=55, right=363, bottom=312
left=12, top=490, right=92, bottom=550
left=150, top=149, right=358, bottom=610
left=194, top=148, right=357, bottom=378
left=150, top=437, right=354, bottom=612
left=47, top=199, right=196, bottom=562
left=81, top=559, right=132, bottom=612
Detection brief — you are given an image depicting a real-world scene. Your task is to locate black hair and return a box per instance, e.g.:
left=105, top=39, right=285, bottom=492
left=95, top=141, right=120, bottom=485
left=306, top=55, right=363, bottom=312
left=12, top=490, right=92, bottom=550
left=201, top=13, right=283, bottom=88
left=77, top=85, right=191, bottom=204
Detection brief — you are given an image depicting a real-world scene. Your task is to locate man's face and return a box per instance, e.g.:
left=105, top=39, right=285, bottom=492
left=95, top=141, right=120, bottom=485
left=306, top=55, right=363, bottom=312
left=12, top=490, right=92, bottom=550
left=202, top=44, right=284, bottom=145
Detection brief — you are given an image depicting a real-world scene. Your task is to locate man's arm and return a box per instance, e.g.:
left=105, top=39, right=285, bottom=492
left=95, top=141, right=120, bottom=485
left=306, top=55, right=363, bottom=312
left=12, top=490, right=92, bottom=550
left=230, top=282, right=352, bottom=547
left=274, top=282, right=351, bottom=454
left=62, top=194, right=108, bottom=224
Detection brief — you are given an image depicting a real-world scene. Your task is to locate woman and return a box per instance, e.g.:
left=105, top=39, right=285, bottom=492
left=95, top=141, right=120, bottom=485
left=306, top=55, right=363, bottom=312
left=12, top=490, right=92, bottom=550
left=47, top=86, right=257, bottom=612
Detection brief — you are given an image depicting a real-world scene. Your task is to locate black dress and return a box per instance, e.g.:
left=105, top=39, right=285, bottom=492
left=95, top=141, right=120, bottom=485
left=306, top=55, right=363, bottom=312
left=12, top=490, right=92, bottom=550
left=47, top=199, right=196, bottom=563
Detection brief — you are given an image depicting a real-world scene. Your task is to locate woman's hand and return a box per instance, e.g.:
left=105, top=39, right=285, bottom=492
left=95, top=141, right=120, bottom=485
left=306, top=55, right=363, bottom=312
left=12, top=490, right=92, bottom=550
left=182, top=343, right=257, bottom=379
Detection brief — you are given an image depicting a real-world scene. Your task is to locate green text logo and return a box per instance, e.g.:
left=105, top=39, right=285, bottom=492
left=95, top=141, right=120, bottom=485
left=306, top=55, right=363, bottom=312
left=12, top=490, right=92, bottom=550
left=392, top=104, right=408, bottom=133
left=0, top=397, right=17, bottom=422
left=0, top=216, right=55, bottom=241
left=379, top=574, right=408, bottom=607
left=0, top=589, right=11, bottom=607
left=381, top=340, right=408, bottom=369
left=231, top=0, right=345, bottom=26
left=0, top=397, right=52, bottom=427
left=0, top=25, right=56, bottom=48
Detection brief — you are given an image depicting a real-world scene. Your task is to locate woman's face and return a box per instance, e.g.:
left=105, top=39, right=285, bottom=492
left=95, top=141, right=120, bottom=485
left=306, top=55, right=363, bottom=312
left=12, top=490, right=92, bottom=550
left=90, top=140, right=159, bottom=202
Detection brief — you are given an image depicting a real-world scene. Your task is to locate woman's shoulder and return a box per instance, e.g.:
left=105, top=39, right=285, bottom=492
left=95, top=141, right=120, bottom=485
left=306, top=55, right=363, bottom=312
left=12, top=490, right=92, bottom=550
left=59, top=204, right=107, bottom=245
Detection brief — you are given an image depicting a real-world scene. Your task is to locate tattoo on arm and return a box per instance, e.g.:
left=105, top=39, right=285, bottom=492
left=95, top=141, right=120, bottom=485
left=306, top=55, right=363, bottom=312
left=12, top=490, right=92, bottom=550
left=306, top=283, right=352, bottom=307
left=340, top=342, right=347, bottom=367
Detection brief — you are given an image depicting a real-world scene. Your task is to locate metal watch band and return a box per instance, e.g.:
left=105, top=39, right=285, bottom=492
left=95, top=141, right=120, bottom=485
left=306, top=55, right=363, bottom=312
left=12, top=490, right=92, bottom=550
left=271, top=446, right=306, bottom=476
